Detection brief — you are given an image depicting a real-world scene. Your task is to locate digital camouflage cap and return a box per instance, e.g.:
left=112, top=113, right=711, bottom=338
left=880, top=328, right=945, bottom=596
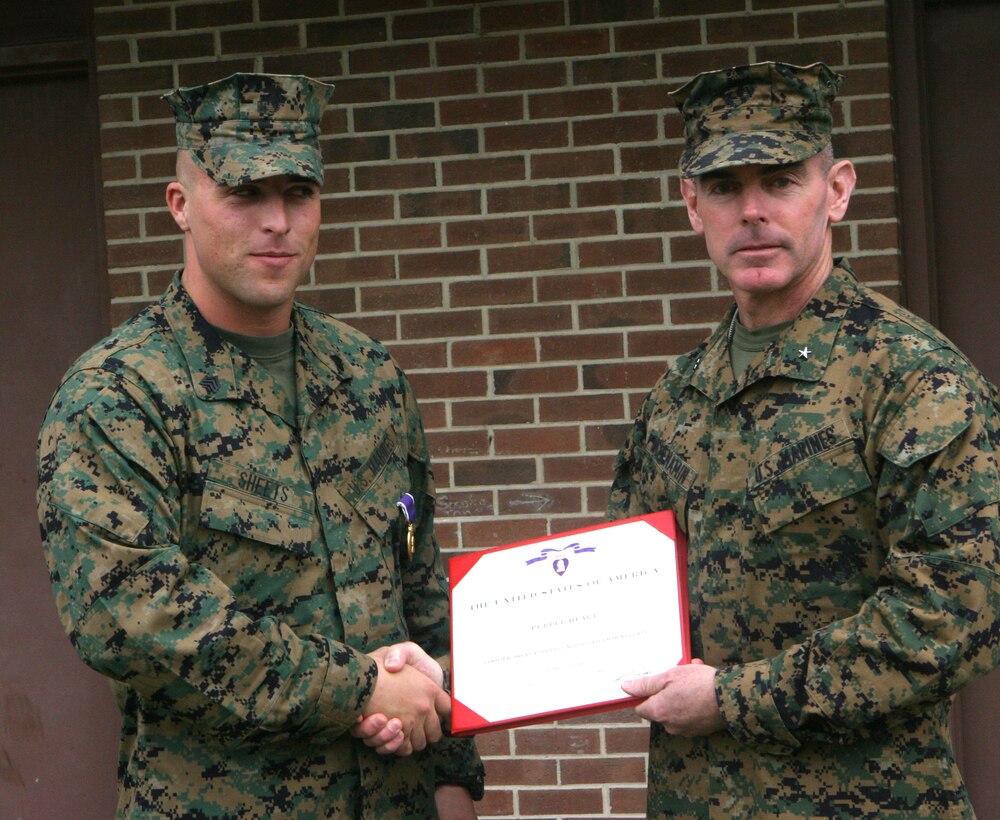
left=671, top=61, right=842, bottom=178
left=163, top=72, right=335, bottom=186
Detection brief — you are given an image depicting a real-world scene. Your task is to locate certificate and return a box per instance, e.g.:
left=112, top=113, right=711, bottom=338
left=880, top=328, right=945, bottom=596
left=449, top=511, right=689, bottom=735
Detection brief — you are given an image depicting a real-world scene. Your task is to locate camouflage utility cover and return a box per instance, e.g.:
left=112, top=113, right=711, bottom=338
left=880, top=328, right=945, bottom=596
left=37, top=276, right=483, bottom=817
left=609, top=262, right=1000, bottom=818
left=672, top=61, right=842, bottom=178
left=163, top=73, right=334, bottom=186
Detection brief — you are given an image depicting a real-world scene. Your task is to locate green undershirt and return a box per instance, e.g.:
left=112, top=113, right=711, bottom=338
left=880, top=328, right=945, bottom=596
left=730, top=317, right=793, bottom=377
left=216, top=325, right=297, bottom=419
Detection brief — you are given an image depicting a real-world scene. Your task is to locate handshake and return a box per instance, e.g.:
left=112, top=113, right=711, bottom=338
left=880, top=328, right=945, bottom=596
left=351, top=641, right=451, bottom=756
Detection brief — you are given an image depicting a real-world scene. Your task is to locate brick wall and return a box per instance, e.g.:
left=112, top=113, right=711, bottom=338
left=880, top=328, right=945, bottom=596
left=91, top=1, right=895, bottom=816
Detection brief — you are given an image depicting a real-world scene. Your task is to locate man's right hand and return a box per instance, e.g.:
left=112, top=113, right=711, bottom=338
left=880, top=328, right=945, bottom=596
left=352, top=642, right=451, bottom=756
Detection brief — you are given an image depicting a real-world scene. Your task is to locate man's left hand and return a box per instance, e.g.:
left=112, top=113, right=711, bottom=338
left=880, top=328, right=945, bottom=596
left=621, top=658, right=725, bottom=737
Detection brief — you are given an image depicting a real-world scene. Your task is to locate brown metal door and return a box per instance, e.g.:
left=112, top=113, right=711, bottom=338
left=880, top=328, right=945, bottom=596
left=892, top=1, right=1000, bottom=815
left=0, top=12, right=120, bottom=818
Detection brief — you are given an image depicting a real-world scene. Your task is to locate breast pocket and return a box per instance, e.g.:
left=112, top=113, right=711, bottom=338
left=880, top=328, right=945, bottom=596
left=748, top=422, right=877, bottom=610
left=200, top=464, right=315, bottom=555
left=749, top=422, right=872, bottom=533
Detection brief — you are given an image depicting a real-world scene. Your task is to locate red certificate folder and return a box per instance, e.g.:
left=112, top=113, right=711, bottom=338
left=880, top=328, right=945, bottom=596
left=449, top=510, right=689, bottom=736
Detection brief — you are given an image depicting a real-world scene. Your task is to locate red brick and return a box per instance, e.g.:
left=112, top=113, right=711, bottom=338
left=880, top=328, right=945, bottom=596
left=440, top=95, right=523, bottom=126
left=442, top=156, right=526, bottom=186
left=573, top=113, right=659, bottom=146
left=481, top=1, right=565, bottom=32
left=530, top=149, right=615, bottom=179
left=359, top=282, right=443, bottom=312
left=349, top=43, right=431, bottom=74
left=354, top=162, right=436, bottom=191
left=322, top=193, right=394, bottom=223
left=562, top=754, right=646, bottom=784
left=447, top=217, right=531, bottom=248
left=494, top=425, right=579, bottom=455
left=628, top=327, right=712, bottom=358
left=485, top=121, right=569, bottom=152
left=619, top=81, right=675, bottom=112
left=756, top=41, right=843, bottom=69
left=435, top=521, right=459, bottom=550
left=335, top=312, right=396, bottom=342
left=474, top=787, right=514, bottom=818
left=586, top=484, right=612, bottom=513
left=451, top=399, right=536, bottom=427
left=386, top=341, right=447, bottom=371
left=460, top=518, right=550, bottom=549
left=94, top=5, right=171, bottom=37
left=494, top=364, right=578, bottom=395
left=583, top=360, right=669, bottom=390
left=302, top=17, right=387, bottom=45
left=669, top=294, right=732, bottom=325
left=706, top=12, right=795, bottom=43
left=354, top=102, right=435, bottom=132
left=616, top=19, right=701, bottom=52
left=525, top=28, right=610, bottom=59
left=453, top=459, right=537, bottom=488
left=621, top=143, right=679, bottom=173
left=108, top=271, right=143, bottom=299
left=451, top=337, right=537, bottom=367
left=611, top=786, right=649, bottom=815
left=577, top=178, right=661, bottom=207
left=406, top=369, right=488, bottom=399
left=436, top=35, right=521, bottom=67
left=326, top=134, right=391, bottom=164
left=392, top=8, right=474, bottom=40
left=533, top=211, right=617, bottom=241
left=438, top=489, right=495, bottom=520
left=395, top=68, right=478, bottom=100
left=480, top=756, right=558, bottom=785
left=799, top=5, right=887, bottom=38
left=579, top=237, right=663, bottom=268
left=539, top=392, right=625, bottom=422
left=314, top=254, right=395, bottom=285
left=488, top=184, right=571, bottom=214
left=670, top=232, right=711, bottom=263
left=400, top=189, right=480, bottom=218
left=540, top=331, right=625, bottom=362
left=317, top=228, right=356, bottom=255
left=542, top=453, right=616, bottom=483
left=585, top=421, right=632, bottom=451
left=359, top=222, right=440, bottom=252
left=498, top=487, right=582, bottom=516
left=513, top=726, right=602, bottom=755
left=427, top=430, right=493, bottom=462
left=296, top=287, right=357, bottom=317
left=489, top=304, right=573, bottom=335
left=488, top=243, right=572, bottom=275
left=400, top=308, right=483, bottom=339
left=624, top=204, right=691, bottom=235
left=574, top=53, right=657, bottom=85
left=662, top=47, right=750, bottom=82
left=536, top=271, right=622, bottom=302
left=484, top=62, right=567, bottom=93
left=450, top=274, right=535, bottom=309
left=398, top=249, right=482, bottom=279
left=218, top=26, right=299, bottom=56
left=579, top=299, right=664, bottom=330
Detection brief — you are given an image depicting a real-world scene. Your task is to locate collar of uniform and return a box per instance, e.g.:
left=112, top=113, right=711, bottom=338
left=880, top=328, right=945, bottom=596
left=687, top=259, right=858, bottom=402
left=291, top=304, right=361, bottom=417
left=160, top=273, right=359, bottom=405
left=161, top=274, right=248, bottom=402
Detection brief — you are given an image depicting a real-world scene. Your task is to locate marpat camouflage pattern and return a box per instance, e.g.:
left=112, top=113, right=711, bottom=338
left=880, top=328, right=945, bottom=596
left=609, top=261, right=1000, bottom=818
left=672, top=62, right=842, bottom=178
left=163, top=73, right=334, bottom=186
left=37, top=276, right=484, bottom=817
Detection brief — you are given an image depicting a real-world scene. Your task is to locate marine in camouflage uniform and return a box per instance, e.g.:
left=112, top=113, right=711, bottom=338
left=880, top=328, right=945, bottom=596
left=36, top=73, right=484, bottom=818
left=609, top=62, right=1000, bottom=818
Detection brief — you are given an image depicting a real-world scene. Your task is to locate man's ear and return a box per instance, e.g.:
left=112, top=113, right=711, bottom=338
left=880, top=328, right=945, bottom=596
left=679, top=177, right=705, bottom=235
left=827, top=159, right=856, bottom=224
left=165, top=180, right=190, bottom=231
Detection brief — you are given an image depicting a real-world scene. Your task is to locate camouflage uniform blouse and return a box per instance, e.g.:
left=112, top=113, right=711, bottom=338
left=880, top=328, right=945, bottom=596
left=37, top=276, right=484, bottom=818
left=609, top=262, right=1000, bottom=818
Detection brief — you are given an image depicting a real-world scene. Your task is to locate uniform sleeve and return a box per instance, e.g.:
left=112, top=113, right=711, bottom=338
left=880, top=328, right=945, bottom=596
left=36, top=369, right=377, bottom=745
left=716, top=363, right=1000, bottom=753
left=394, top=370, right=485, bottom=798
